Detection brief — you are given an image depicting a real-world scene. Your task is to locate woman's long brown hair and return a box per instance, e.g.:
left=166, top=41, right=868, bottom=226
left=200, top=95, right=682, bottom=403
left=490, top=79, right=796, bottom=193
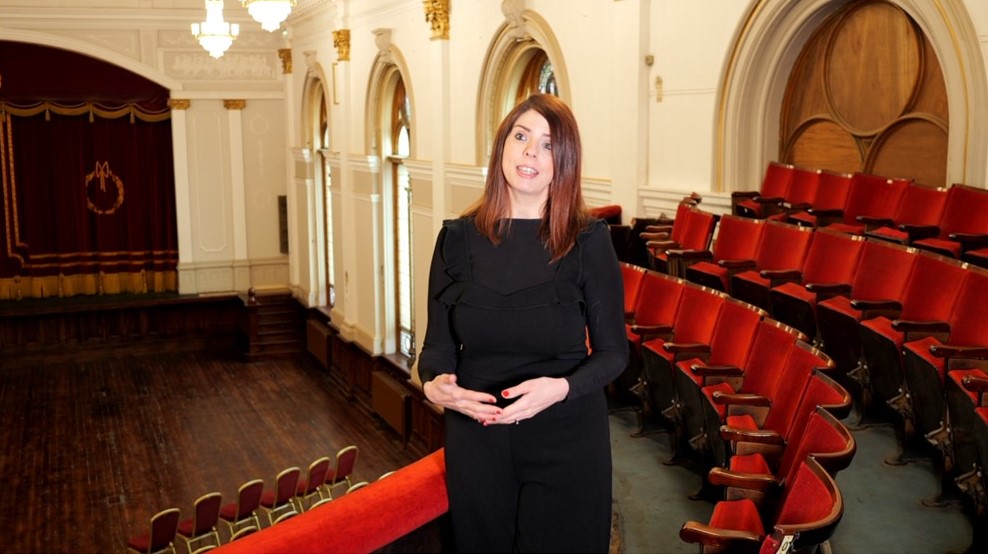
left=465, top=94, right=589, bottom=263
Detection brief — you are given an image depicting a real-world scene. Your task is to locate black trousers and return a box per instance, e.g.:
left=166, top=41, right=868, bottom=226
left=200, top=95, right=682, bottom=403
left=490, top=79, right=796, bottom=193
left=444, top=391, right=612, bottom=553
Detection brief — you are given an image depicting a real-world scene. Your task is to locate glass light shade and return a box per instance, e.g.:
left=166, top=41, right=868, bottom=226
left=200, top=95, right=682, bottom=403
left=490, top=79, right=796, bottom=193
left=242, top=0, right=296, bottom=32
left=192, top=0, right=240, bottom=58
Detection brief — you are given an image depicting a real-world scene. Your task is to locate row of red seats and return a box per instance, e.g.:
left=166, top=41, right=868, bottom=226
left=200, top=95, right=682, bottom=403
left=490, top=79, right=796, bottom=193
left=618, top=265, right=855, bottom=553
left=642, top=199, right=988, bottom=549
left=126, top=445, right=359, bottom=554
left=732, top=161, right=988, bottom=267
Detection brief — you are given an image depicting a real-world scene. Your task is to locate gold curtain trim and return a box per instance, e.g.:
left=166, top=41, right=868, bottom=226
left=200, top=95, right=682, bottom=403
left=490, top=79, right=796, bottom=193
left=0, top=101, right=171, bottom=123
left=0, top=270, right=178, bottom=301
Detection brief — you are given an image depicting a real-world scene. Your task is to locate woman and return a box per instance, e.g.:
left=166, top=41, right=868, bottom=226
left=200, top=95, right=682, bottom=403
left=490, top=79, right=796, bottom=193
left=418, top=94, right=628, bottom=553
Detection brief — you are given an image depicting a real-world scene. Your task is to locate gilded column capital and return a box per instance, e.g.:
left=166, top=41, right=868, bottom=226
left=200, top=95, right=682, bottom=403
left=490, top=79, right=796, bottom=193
left=423, top=0, right=450, bottom=40
left=224, top=99, right=247, bottom=110
left=278, top=48, right=293, bottom=74
left=333, top=29, right=351, bottom=61
left=168, top=98, right=191, bottom=110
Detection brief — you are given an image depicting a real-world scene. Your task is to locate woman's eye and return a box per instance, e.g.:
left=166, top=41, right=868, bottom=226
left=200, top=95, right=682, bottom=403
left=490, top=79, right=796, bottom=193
left=514, top=132, right=526, bottom=141
left=543, top=142, right=552, bottom=151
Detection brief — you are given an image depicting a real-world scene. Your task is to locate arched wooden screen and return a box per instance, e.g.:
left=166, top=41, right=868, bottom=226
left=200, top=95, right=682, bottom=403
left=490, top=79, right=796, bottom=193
left=780, top=0, right=948, bottom=186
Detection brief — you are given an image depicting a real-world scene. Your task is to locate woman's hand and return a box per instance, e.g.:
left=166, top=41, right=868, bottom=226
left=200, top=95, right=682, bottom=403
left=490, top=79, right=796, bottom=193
left=491, top=377, right=570, bottom=425
left=423, top=373, right=501, bottom=424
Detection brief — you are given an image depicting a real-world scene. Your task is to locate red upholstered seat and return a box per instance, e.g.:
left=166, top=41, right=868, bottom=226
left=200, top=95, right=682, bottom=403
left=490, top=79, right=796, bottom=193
left=324, top=445, right=360, bottom=498
left=963, top=247, right=988, bottom=270
left=866, top=182, right=949, bottom=244
left=785, top=169, right=853, bottom=227
left=680, top=457, right=843, bottom=554
left=260, top=466, right=302, bottom=526
left=640, top=284, right=726, bottom=436
left=729, top=220, right=814, bottom=310
left=295, top=456, right=332, bottom=512
left=911, top=184, right=988, bottom=259
left=732, top=161, right=795, bottom=219
left=857, top=251, right=968, bottom=445
left=176, top=493, right=222, bottom=554
left=820, top=173, right=912, bottom=234
left=219, top=479, right=264, bottom=541
left=648, top=207, right=719, bottom=275
left=765, top=166, right=822, bottom=222
left=769, top=229, right=866, bottom=340
left=815, top=239, right=918, bottom=380
left=127, top=508, right=181, bottom=554
left=619, top=262, right=647, bottom=320
left=901, top=267, right=988, bottom=455
left=684, top=215, right=765, bottom=292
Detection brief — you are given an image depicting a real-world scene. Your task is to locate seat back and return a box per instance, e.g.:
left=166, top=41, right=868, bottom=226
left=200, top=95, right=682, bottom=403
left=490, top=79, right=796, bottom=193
left=302, top=457, right=332, bottom=495
left=331, top=445, right=359, bottom=485
left=678, top=208, right=719, bottom=252
left=711, top=215, right=765, bottom=262
left=754, top=220, right=814, bottom=272
left=848, top=239, right=918, bottom=301
left=234, top=479, right=265, bottom=520
left=740, top=319, right=806, bottom=398
left=809, top=170, right=853, bottom=212
left=767, top=457, right=844, bottom=554
left=619, top=262, right=647, bottom=317
left=840, top=173, right=910, bottom=225
left=799, top=229, right=865, bottom=285
left=761, top=341, right=833, bottom=438
left=761, top=161, right=796, bottom=200
left=669, top=200, right=695, bottom=244
left=938, top=184, right=988, bottom=238
left=780, top=405, right=856, bottom=487
left=274, top=467, right=302, bottom=505
left=784, top=166, right=822, bottom=207
left=671, top=284, right=727, bottom=345
left=149, top=508, right=181, bottom=552
left=945, top=267, right=988, bottom=347
left=706, top=298, right=765, bottom=367
left=191, top=493, right=222, bottom=536
left=893, top=182, right=948, bottom=227
left=898, top=251, right=968, bottom=322
left=629, top=271, right=686, bottom=329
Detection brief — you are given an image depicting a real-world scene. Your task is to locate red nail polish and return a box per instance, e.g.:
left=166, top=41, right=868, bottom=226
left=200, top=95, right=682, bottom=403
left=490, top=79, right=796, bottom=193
left=502, top=390, right=510, bottom=398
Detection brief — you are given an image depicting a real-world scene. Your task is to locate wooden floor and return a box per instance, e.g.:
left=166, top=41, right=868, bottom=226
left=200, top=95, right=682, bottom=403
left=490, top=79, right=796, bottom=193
left=0, top=351, right=421, bottom=554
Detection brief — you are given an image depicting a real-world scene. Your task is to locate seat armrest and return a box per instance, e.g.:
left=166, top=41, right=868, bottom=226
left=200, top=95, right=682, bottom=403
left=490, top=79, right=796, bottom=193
left=662, top=342, right=711, bottom=355
left=719, top=425, right=785, bottom=445
left=783, top=201, right=812, bottom=211
left=690, top=364, right=743, bottom=378
left=644, top=225, right=672, bottom=234
left=639, top=231, right=670, bottom=241
left=731, top=191, right=760, bottom=199
left=850, top=298, right=901, bottom=311
left=805, top=282, right=852, bottom=295
left=760, top=268, right=802, bottom=281
left=899, top=223, right=940, bottom=241
left=857, top=215, right=894, bottom=227
left=719, top=259, right=756, bottom=270
left=712, top=391, right=771, bottom=407
left=630, top=323, right=674, bottom=337
left=665, top=249, right=713, bottom=261
left=950, top=232, right=988, bottom=250
left=754, top=196, right=784, bottom=205
left=962, top=375, right=988, bottom=397
left=678, top=521, right=762, bottom=550
left=930, top=344, right=988, bottom=360
left=807, top=207, right=843, bottom=217
left=891, top=320, right=949, bottom=334
left=707, top=467, right=781, bottom=492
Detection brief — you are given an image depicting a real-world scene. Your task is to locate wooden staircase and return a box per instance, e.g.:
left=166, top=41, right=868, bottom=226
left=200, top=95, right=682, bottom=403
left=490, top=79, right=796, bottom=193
left=241, top=290, right=306, bottom=361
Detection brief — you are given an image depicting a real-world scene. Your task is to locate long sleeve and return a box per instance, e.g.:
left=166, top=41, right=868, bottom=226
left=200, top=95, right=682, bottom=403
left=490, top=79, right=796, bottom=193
left=563, top=221, right=630, bottom=400
left=417, top=226, right=457, bottom=385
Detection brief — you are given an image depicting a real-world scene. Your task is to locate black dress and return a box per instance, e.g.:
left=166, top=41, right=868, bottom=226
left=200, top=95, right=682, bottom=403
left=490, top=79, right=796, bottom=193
left=418, top=217, right=628, bottom=553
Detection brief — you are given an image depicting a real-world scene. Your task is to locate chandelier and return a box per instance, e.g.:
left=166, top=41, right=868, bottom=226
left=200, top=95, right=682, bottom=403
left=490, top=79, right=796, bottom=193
left=241, top=0, right=297, bottom=32
left=191, top=0, right=240, bottom=58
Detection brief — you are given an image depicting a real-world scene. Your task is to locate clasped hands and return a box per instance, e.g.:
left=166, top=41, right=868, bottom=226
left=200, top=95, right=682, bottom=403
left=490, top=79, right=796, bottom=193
left=423, top=373, right=569, bottom=425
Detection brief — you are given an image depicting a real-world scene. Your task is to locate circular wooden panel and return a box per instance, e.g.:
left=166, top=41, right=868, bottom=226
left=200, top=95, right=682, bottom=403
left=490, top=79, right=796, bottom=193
left=786, top=119, right=861, bottom=174
left=868, top=118, right=948, bottom=186
left=825, top=2, right=921, bottom=134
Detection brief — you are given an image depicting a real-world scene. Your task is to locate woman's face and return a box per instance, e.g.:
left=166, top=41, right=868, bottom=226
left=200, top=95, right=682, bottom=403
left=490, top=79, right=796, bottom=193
left=501, top=109, right=554, bottom=213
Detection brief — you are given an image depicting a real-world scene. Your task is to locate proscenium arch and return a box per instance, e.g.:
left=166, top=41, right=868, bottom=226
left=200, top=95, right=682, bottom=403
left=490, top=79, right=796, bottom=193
left=475, top=9, right=571, bottom=166
left=715, top=0, right=987, bottom=193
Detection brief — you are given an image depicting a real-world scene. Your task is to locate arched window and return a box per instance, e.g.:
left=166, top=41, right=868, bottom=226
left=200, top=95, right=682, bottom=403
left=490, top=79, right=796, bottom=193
left=388, top=77, right=414, bottom=360
left=515, top=49, right=557, bottom=100
left=317, top=89, right=336, bottom=307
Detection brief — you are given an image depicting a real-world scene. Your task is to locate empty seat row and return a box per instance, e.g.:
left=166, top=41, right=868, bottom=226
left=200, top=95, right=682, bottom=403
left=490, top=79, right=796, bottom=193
left=125, top=445, right=361, bottom=554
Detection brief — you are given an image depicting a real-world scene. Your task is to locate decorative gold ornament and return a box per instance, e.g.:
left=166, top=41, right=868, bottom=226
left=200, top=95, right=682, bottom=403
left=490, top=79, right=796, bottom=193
left=85, top=161, right=125, bottom=215
left=168, top=98, right=191, bottom=110
left=278, top=48, right=293, bottom=74
left=333, top=29, right=351, bottom=61
left=423, top=0, right=450, bottom=40
left=224, top=99, right=247, bottom=110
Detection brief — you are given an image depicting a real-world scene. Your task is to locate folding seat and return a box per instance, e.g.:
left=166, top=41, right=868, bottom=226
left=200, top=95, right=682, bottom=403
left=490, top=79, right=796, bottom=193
left=963, top=248, right=988, bottom=270
left=866, top=182, right=949, bottom=244
left=259, top=466, right=302, bottom=525
left=692, top=320, right=807, bottom=471
left=785, top=169, right=853, bottom=227
left=679, top=457, right=843, bottom=554
left=856, top=252, right=968, bottom=458
left=767, top=166, right=823, bottom=222
left=732, top=161, right=795, bottom=218
left=816, top=173, right=912, bottom=234
left=814, top=239, right=918, bottom=382
left=728, top=219, right=814, bottom=311
left=768, top=229, right=866, bottom=340
left=218, top=479, right=264, bottom=540
left=709, top=405, right=855, bottom=505
left=647, top=207, right=719, bottom=275
left=665, top=297, right=765, bottom=463
left=615, top=270, right=686, bottom=405
left=944, top=368, right=988, bottom=510
left=639, top=284, right=726, bottom=437
left=619, top=262, right=647, bottom=321
left=901, top=267, right=988, bottom=496
left=910, top=184, right=988, bottom=259
left=681, top=215, right=765, bottom=292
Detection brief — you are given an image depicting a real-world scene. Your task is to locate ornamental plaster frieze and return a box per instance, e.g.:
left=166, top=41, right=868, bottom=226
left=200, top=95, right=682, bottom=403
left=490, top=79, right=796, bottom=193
left=164, top=51, right=280, bottom=81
